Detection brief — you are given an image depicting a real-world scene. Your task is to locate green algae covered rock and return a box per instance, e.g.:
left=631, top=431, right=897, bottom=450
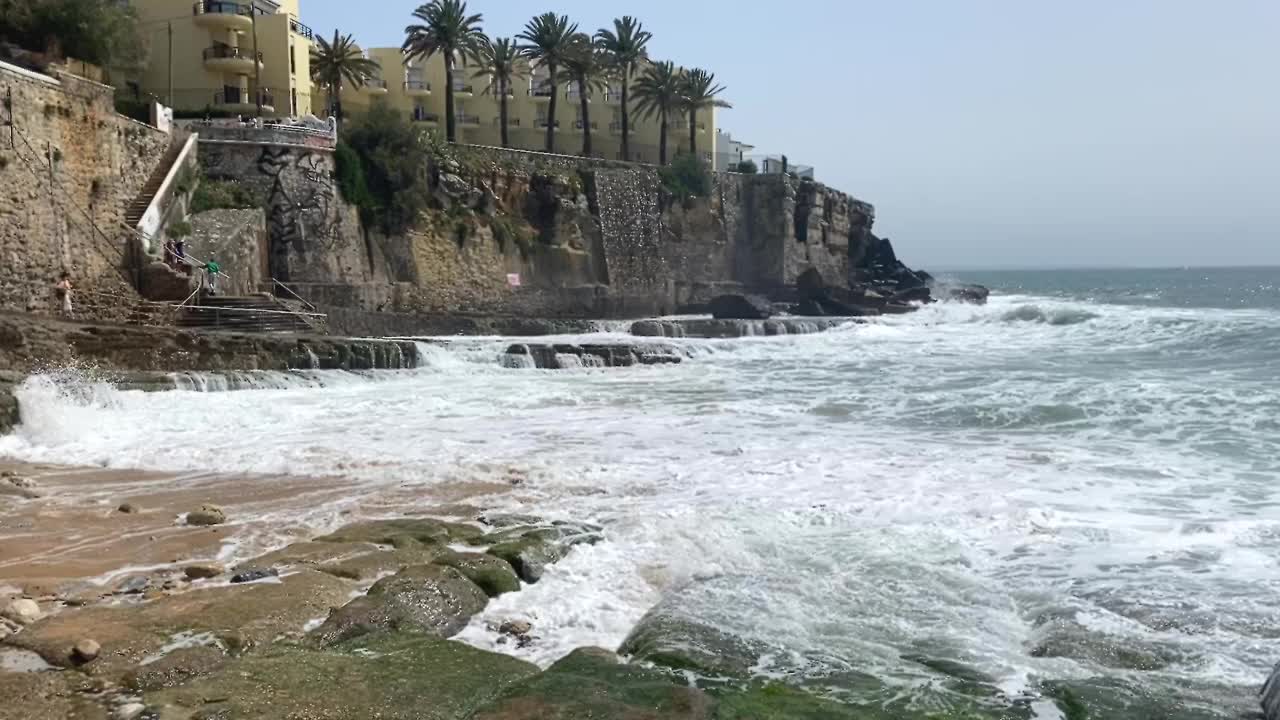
left=472, top=646, right=715, bottom=720
left=146, top=632, right=540, bottom=720
left=314, top=517, right=484, bottom=548
left=311, top=564, right=488, bottom=647
left=433, top=549, right=521, bottom=597
left=617, top=608, right=767, bottom=678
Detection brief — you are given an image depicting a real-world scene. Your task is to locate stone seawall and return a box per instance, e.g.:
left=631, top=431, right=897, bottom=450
left=0, top=61, right=171, bottom=321
left=0, top=312, right=417, bottom=377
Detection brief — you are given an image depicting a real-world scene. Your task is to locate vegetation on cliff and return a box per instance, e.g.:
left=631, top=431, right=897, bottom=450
left=0, top=0, right=146, bottom=71
left=339, top=105, right=434, bottom=234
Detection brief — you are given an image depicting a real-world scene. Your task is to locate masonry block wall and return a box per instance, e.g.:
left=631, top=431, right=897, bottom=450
left=0, top=62, right=170, bottom=319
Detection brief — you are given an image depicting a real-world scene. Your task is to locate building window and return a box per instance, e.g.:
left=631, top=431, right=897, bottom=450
left=291, top=88, right=297, bottom=115
left=290, top=45, right=296, bottom=75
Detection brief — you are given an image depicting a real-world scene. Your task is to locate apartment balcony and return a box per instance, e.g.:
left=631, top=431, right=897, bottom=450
left=404, top=80, right=432, bottom=96
left=603, top=91, right=623, bottom=104
left=363, top=79, right=388, bottom=95
left=573, top=120, right=598, bottom=131
left=566, top=88, right=591, bottom=103
left=214, top=87, right=274, bottom=114
left=455, top=113, right=480, bottom=126
left=203, top=45, right=262, bottom=74
left=288, top=17, right=314, bottom=41
left=608, top=121, right=624, bottom=134
left=534, top=118, right=560, bottom=130
left=410, top=111, right=439, bottom=125
left=492, top=117, right=521, bottom=127
left=529, top=85, right=555, bottom=102
left=451, top=83, right=475, bottom=98
left=192, top=1, right=254, bottom=33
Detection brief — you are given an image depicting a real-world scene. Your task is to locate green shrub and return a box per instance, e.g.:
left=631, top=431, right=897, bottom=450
left=491, top=214, right=534, bottom=259
left=734, top=159, right=758, bottom=174
left=659, top=152, right=712, bottom=200
left=1, top=0, right=146, bottom=70
left=341, top=104, right=432, bottom=235
left=190, top=179, right=257, bottom=213
left=333, top=141, right=372, bottom=209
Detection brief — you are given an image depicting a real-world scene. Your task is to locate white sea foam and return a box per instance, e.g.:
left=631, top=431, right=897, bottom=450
left=2, top=289, right=1279, bottom=710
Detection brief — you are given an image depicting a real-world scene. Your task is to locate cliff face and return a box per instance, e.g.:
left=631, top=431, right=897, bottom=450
left=192, top=142, right=880, bottom=326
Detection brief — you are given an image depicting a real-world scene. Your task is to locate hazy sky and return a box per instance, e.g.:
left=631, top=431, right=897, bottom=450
left=301, top=0, right=1279, bottom=269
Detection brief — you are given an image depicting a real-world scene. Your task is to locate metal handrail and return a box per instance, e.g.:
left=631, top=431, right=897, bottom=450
left=203, top=46, right=263, bottom=62
left=288, top=17, right=313, bottom=40
left=404, top=80, right=431, bottom=91
left=183, top=304, right=328, bottom=318
left=167, top=248, right=231, bottom=279
left=271, top=278, right=317, bottom=312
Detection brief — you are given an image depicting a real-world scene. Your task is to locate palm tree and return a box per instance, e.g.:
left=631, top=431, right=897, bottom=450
left=594, top=16, right=651, bottom=162
left=681, top=68, right=730, bottom=159
left=561, top=34, right=610, bottom=157
left=474, top=37, right=526, bottom=148
left=517, top=12, right=578, bottom=154
left=402, top=0, right=486, bottom=142
left=310, top=30, right=380, bottom=120
left=631, top=61, right=683, bottom=164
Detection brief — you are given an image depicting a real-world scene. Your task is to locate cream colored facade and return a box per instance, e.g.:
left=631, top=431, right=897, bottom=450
left=130, top=0, right=315, bottom=117
left=316, top=49, right=718, bottom=164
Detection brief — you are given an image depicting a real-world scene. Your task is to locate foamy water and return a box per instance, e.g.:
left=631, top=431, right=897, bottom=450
left=3, top=271, right=1280, bottom=715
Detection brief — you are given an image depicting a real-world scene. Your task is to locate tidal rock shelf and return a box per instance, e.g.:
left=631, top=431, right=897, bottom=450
left=631, top=317, right=853, bottom=339
left=503, top=342, right=691, bottom=369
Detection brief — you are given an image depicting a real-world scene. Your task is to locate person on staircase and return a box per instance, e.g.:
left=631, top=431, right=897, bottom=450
left=53, top=271, right=73, bottom=317
left=203, top=256, right=222, bottom=295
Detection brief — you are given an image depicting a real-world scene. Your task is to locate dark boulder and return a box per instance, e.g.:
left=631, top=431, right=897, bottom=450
left=709, top=294, right=773, bottom=320
left=942, top=284, right=990, bottom=305
left=791, top=299, right=827, bottom=317
left=891, top=286, right=934, bottom=304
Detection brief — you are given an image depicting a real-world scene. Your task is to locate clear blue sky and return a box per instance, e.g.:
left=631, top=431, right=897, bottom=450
left=301, top=0, right=1280, bottom=269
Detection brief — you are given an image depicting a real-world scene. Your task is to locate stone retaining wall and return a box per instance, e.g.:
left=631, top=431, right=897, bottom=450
left=0, top=62, right=171, bottom=321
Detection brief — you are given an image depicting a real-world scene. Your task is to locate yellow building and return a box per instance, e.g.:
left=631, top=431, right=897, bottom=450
left=130, top=0, right=315, bottom=117
left=316, top=49, right=718, bottom=165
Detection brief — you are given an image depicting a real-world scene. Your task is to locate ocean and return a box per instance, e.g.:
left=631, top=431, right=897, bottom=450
left=3, top=266, right=1279, bottom=716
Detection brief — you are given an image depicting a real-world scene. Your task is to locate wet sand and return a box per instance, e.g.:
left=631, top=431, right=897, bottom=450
left=0, top=459, right=515, bottom=597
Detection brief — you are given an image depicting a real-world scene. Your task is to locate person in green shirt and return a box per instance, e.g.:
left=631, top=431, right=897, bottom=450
left=203, top=257, right=222, bottom=295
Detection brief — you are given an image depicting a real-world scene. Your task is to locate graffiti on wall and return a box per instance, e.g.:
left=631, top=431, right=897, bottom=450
left=256, top=147, right=341, bottom=281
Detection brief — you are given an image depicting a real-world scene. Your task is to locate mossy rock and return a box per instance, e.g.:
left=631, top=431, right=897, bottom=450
left=481, top=522, right=602, bottom=583
left=433, top=549, right=521, bottom=597
left=0, top=670, right=108, bottom=720
left=311, top=564, right=488, bottom=647
left=617, top=607, right=767, bottom=678
left=472, top=647, right=715, bottom=720
left=1027, top=613, right=1186, bottom=671
left=314, top=518, right=484, bottom=548
left=485, top=537, right=565, bottom=584
left=711, top=683, right=871, bottom=720
left=124, top=645, right=228, bottom=692
left=1041, top=678, right=1249, bottom=720
left=243, top=540, right=442, bottom=581
left=147, top=632, right=540, bottom=720
left=7, top=569, right=351, bottom=683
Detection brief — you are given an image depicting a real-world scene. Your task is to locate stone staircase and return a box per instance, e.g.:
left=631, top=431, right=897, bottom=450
left=177, top=295, right=326, bottom=334
left=124, top=140, right=186, bottom=229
